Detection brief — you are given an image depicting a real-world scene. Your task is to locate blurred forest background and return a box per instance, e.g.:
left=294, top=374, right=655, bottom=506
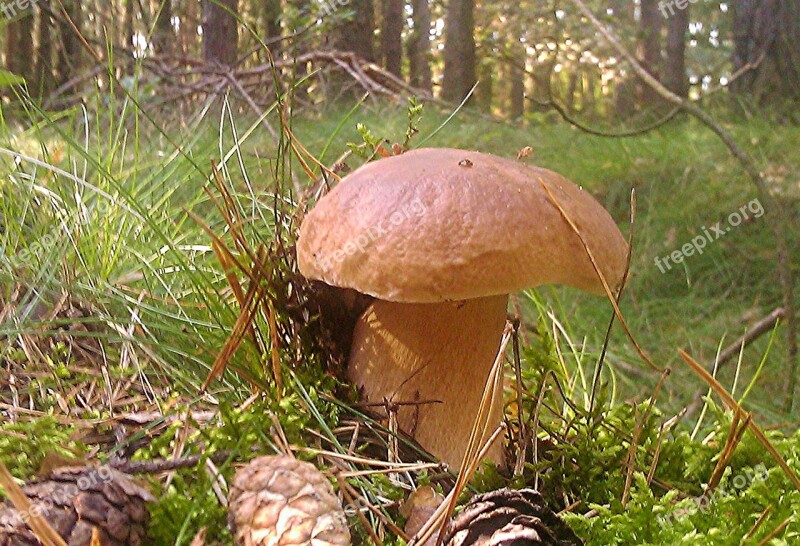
left=2, top=0, right=799, bottom=119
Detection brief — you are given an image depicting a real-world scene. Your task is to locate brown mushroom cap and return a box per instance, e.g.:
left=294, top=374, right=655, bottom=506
left=297, top=148, right=628, bottom=303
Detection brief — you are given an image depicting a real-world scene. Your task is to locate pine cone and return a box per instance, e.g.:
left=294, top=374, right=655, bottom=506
left=443, top=489, right=583, bottom=546
left=228, top=455, right=350, bottom=546
left=0, top=465, right=155, bottom=546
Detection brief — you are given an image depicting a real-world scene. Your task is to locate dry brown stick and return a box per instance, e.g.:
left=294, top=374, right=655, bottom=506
left=110, top=452, right=234, bottom=474
left=678, top=349, right=800, bottom=491
left=570, top=0, right=798, bottom=412
left=621, top=368, right=670, bottom=506
left=335, top=474, right=382, bottom=546
left=714, top=308, right=785, bottom=371
left=511, top=320, right=527, bottom=476
left=685, top=307, right=785, bottom=417
left=756, top=517, right=791, bottom=545
left=742, top=505, right=773, bottom=542
left=703, top=411, right=751, bottom=498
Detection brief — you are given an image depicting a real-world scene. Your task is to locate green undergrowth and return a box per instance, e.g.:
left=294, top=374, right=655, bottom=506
left=1, top=78, right=799, bottom=545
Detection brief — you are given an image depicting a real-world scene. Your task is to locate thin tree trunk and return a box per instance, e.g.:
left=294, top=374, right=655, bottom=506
left=4, top=24, right=18, bottom=100
left=334, top=0, right=375, bottom=62
left=262, top=0, right=281, bottom=55
left=202, top=0, right=239, bottom=66
left=380, top=0, right=403, bottom=76
left=565, top=69, right=579, bottom=114
left=610, top=0, right=635, bottom=116
left=34, top=2, right=55, bottom=100
left=731, top=0, right=800, bottom=116
left=475, top=57, right=493, bottom=111
left=408, top=0, right=432, bottom=92
left=153, top=0, right=173, bottom=55
left=509, top=42, right=525, bottom=119
left=289, top=0, right=310, bottom=99
left=664, top=3, right=689, bottom=97
left=442, top=0, right=476, bottom=102
left=56, top=1, right=82, bottom=87
left=123, top=0, right=135, bottom=50
left=179, top=0, right=200, bottom=57
left=637, top=0, right=663, bottom=107
left=6, top=13, right=35, bottom=84
left=584, top=66, right=597, bottom=116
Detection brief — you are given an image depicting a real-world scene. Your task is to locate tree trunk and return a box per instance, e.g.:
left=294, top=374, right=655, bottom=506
left=508, top=42, right=525, bottom=119
left=442, top=0, right=476, bottom=103
left=262, top=0, right=282, bottom=55
left=5, top=21, right=18, bottom=77
left=153, top=0, right=173, bottom=55
left=6, top=13, right=35, bottom=85
left=4, top=25, right=16, bottom=101
left=380, top=0, right=403, bottom=76
left=566, top=69, right=579, bottom=114
left=334, top=0, right=375, bottom=62
left=475, top=57, right=493, bottom=111
left=581, top=65, right=602, bottom=118
left=664, top=3, right=689, bottom=97
left=609, top=0, right=636, bottom=116
left=34, top=2, right=55, bottom=100
left=124, top=0, right=135, bottom=50
left=637, top=0, right=663, bottom=107
left=202, top=0, right=239, bottom=66
left=408, top=0, right=432, bottom=92
left=56, top=1, right=82, bottom=87
left=731, top=0, right=800, bottom=115
left=289, top=0, right=310, bottom=99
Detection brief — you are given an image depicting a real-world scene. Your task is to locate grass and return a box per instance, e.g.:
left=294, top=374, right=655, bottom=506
left=1, top=83, right=799, bottom=545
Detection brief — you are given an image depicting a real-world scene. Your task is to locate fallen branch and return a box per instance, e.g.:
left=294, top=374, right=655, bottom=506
left=715, top=308, right=785, bottom=371
left=110, top=451, right=234, bottom=474
left=685, top=308, right=785, bottom=418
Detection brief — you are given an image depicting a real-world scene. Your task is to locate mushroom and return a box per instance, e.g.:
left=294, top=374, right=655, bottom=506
left=297, top=148, right=627, bottom=468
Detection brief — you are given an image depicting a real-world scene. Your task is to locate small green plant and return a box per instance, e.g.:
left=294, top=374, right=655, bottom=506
left=0, top=417, right=86, bottom=480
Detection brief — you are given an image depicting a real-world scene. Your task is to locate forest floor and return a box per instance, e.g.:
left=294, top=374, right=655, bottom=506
left=1, top=96, right=799, bottom=545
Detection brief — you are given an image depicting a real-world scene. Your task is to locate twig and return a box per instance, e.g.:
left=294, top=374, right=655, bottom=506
left=109, top=452, right=234, bottom=474
left=715, top=308, right=785, bottom=371
left=678, top=349, right=800, bottom=491
left=336, top=474, right=382, bottom=546
left=511, top=319, right=527, bottom=476
left=756, top=517, right=791, bottom=545
left=590, top=189, right=636, bottom=415
left=742, top=505, right=773, bottom=542
left=685, top=308, right=785, bottom=417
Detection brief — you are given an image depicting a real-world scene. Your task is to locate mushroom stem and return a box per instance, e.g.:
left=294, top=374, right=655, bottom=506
left=348, top=295, right=509, bottom=468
